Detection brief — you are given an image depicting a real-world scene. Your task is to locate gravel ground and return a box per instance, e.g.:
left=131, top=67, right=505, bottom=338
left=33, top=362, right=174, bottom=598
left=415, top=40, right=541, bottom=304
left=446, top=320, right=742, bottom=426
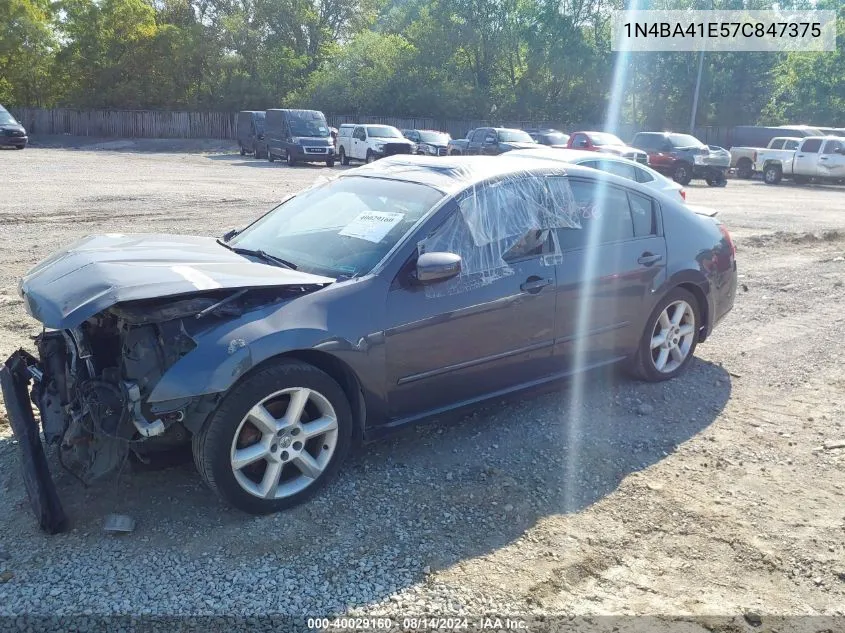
left=0, top=146, right=844, bottom=630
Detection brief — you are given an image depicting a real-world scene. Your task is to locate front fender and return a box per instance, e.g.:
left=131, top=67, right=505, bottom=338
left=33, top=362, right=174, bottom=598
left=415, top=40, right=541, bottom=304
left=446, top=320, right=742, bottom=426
left=147, top=308, right=347, bottom=403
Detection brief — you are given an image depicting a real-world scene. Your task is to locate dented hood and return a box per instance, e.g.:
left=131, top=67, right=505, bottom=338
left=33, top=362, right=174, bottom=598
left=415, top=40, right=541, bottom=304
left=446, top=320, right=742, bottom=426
left=19, top=234, right=334, bottom=329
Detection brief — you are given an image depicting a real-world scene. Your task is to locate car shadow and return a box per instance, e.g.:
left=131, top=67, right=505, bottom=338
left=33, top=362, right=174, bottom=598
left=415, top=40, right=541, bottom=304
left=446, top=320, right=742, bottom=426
left=0, top=358, right=730, bottom=612
left=205, top=153, right=344, bottom=170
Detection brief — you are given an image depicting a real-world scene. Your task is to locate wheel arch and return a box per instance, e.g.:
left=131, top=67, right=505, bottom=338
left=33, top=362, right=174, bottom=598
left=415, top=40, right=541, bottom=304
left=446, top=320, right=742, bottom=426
left=676, top=281, right=710, bottom=343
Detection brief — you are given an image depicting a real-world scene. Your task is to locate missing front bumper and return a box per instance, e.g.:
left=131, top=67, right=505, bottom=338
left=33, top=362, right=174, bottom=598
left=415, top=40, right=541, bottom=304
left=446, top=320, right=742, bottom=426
left=0, top=350, right=68, bottom=534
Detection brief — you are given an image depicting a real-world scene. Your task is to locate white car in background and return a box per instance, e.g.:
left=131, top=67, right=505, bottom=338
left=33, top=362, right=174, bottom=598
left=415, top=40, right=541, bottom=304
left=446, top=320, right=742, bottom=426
left=509, top=147, right=688, bottom=202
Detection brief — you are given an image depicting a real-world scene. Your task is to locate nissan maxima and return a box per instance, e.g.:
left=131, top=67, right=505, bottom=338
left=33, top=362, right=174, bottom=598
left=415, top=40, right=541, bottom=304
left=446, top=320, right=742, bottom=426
left=1, top=156, right=737, bottom=532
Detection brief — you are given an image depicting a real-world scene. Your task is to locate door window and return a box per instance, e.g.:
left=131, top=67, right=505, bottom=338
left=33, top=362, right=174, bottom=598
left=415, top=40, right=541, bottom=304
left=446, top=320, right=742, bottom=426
left=769, top=139, right=784, bottom=149
left=801, top=138, right=822, bottom=153
left=548, top=178, right=635, bottom=250
left=471, top=129, right=488, bottom=143
left=633, top=166, right=655, bottom=183
left=353, top=127, right=366, bottom=141
left=823, top=139, right=844, bottom=154
left=596, top=160, right=636, bottom=182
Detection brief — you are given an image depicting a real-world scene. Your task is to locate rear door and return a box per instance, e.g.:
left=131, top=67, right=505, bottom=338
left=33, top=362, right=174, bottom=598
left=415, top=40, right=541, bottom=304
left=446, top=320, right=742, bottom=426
left=794, top=138, right=823, bottom=176
left=819, top=139, right=845, bottom=179
left=547, top=177, right=667, bottom=368
left=465, top=129, right=487, bottom=155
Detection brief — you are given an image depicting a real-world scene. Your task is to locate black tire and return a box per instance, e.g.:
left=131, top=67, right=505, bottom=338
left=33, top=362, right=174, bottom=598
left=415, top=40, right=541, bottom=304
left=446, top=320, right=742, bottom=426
left=192, top=359, right=353, bottom=514
left=268, top=152, right=275, bottom=163
left=763, top=163, right=782, bottom=185
left=15, top=145, right=25, bottom=150
left=365, top=150, right=375, bottom=164
left=736, top=158, right=753, bottom=179
left=339, top=147, right=349, bottom=166
left=672, top=163, right=692, bottom=186
left=706, top=175, right=727, bottom=187
left=240, top=146, right=246, bottom=156
left=286, top=150, right=297, bottom=167
left=628, top=288, right=701, bottom=382
left=326, top=159, right=335, bottom=167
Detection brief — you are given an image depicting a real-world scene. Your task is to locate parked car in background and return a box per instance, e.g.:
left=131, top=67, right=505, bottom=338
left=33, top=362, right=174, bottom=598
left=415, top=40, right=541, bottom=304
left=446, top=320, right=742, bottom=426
left=402, top=129, right=450, bottom=156
left=447, top=129, right=474, bottom=155
left=266, top=109, right=335, bottom=167
left=727, top=125, right=823, bottom=151
left=730, top=137, right=801, bottom=179
left=631, top=132, right=729, bottom=186
left=508, top=147, right=688, bottom=202
left=566, top=131, right=648, bottom=164
left=817, top=127, right=845, bottom=136
left=236, top=111, right=266, bottom=159
left=759, top=136, right=845, bottom=185
left=460, top=127, right=537, bottom=155
left=336, top=124, right=414, bottom=164
left=1, top=153, right=737, bottom=531
left=524, top=128, right=570, bottom=148
left=0, top=105, right=28, bottom=150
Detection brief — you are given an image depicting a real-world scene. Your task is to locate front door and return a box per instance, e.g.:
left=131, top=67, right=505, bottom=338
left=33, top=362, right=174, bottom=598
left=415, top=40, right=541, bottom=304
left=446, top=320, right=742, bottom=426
left=352, top=126, right=366, bottom=160
left=794, top=138, right=822, bottom=176
left=548, top=176, right=667, bottom=370
left=819, top=139, right=845, bottom=179
left=384, top=182, right=558, bottom=421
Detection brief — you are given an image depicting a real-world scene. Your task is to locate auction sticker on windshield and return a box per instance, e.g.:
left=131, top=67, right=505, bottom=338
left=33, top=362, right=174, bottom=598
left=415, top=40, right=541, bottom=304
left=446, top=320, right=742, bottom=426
left=340, top=211, right=404, bottom=243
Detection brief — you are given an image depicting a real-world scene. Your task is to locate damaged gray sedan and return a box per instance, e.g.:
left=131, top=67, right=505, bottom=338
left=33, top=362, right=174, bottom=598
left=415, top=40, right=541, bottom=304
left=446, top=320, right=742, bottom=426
left=1, top=155, right=736, bottom=532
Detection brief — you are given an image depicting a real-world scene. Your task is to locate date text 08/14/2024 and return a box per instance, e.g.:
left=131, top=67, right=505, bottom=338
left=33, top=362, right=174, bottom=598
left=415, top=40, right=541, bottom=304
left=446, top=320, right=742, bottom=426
left=307, top=617, right=529, bottom=630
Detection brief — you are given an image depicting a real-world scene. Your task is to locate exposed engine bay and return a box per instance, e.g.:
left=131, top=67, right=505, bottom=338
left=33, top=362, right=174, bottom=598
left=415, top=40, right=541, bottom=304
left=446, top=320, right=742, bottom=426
left=2, top=286, right=321, bottom=532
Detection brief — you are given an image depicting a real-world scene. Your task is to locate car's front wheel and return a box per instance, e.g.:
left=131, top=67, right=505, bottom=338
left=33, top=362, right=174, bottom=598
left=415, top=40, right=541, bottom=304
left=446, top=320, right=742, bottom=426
left=763, top=164, right=782, bottom=184
left=192, top=359, right=353, bottom=514
left=672, top=163, right=692, bottom=186
left=339, top=147, right=349, bottom=166
left=629, top=288, right=700, bottom=382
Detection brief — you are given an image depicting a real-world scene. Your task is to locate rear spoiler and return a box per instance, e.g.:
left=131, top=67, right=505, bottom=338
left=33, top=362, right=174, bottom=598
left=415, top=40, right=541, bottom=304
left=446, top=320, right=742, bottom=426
left=686, top=204, right=719, bottom=217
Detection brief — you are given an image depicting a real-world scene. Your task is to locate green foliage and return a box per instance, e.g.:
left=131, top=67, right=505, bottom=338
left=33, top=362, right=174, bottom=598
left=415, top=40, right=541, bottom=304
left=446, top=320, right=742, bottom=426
left=0, top=0, right=842, bottom=127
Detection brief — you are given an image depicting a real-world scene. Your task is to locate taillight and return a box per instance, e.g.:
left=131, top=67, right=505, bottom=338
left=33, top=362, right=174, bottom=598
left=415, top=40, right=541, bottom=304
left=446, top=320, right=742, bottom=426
left=719, top=224, right=736, bottom=257
left=680, top=189, right=686, bottom=200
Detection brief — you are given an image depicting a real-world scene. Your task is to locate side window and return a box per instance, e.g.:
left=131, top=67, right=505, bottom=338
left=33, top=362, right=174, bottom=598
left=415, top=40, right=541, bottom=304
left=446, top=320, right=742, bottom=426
left=770, top=139, right=784, bottom=150
left=353, top=127, right=365, bottom=141
left=823, top=140, right=843, bottom=154
left=485, top=132, right=497, bottom=144
left=578, top=160, right=599, bottom=169
left=634, top=166, right=655, bottom=183
left=573, top=134, right=588, bottom=147
left=627, top=191, right=656, bottom=237
left=471, top=129, right=488, bottom=143
left=550, top=178, right=634, bottom=250
left=597, top=160, right=636, bottom=182
left=784, top=140, right=799, bottom=150
left=801, top=138, right=822, bottom=153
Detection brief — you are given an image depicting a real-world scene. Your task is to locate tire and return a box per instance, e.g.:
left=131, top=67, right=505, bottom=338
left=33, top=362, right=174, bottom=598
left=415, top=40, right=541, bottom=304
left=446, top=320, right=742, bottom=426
left=735, top=158, right=753, bottom=179
left=763, top=164, right=782, bottom=185
left=672, top=163, right=692, bottom=186
left=339, top=147, right=349, bottom=166
left=240, top=146, right=246, bottom=156
left=705, top=175, right=727, bottom=187
left=15, top=145, right=25, bottom=150
left=192, top=359, right=353, bottom=514
left=628, top=288, right=701, bottom=382
left=268, top=152, right=275, bottom=163
left=286, top=151, right=297, bottom=167
left=365, top=150, right=375, bottom=164
left=326, top=159, right=335, bottom=167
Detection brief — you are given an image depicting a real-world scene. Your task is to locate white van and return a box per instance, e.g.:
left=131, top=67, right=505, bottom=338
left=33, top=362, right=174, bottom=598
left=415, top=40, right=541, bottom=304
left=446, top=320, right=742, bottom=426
left=336, top=124, right=415, bottom=165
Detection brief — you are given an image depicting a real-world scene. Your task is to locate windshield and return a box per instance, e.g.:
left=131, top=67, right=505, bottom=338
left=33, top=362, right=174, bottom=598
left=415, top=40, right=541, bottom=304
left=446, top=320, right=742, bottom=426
left=289, top=112, right=329, bottom=138
left=367, top=126, right=403, bottom=139
left=668, top=133, right=704, bottom=148
left=590, top=132, right=624, bottom=146
left=498, top=130, right=534, bottom=143
left=540, top=133, right=568, bottom=145
left=0, top=110, right=17, bottom=125
left=418, top=131, right=450, bottom=143
left=228, top=176, right=444, bottom=279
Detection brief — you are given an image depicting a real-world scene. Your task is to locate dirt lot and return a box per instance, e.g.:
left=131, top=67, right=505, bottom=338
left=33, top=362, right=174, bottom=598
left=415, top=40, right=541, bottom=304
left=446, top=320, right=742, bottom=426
left=0, top=145, right=844, bottom=629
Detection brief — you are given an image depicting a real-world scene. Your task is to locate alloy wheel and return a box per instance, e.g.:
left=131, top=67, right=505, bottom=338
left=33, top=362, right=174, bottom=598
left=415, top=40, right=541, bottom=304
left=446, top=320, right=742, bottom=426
left=229, top=388, right=339, bottom=499
left=650, top=300, right=696, bottom=374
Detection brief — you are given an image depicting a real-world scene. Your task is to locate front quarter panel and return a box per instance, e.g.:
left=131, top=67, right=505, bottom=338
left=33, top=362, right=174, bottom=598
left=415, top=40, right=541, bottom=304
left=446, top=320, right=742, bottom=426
left=147, top=277, right=388, bottom=406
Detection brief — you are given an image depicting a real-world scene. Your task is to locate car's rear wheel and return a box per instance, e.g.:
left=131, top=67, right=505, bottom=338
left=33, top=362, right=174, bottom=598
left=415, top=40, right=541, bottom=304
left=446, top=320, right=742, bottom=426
left=672, top=163, right=692, bottom=186
left=736, top=158, right=753, bottom=179
left=339, top=147, right=349, bottom=166
left=286, top=150, right=297, bottom=167
left=268, top=152, right=275, bottom=163
left=192, top=360, right=353, bottom=514
left=629, top=288, right=700, bottom=382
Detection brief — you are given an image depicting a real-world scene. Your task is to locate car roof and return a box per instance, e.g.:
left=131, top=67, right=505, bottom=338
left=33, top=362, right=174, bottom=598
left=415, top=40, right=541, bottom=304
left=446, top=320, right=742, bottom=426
left=336, top=154, right=658, bottom=197
left=508, top=147, right=671, bottom=177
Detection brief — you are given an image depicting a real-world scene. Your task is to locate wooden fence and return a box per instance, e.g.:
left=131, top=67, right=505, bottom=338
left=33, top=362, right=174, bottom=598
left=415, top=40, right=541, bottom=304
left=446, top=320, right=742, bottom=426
left=7, top=107, right=731, bottom=146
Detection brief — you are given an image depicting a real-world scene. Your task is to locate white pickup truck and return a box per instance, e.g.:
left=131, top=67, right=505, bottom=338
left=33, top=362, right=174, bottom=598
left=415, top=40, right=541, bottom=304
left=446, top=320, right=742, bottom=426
left=729, top=137, right=801, bottom=179
left=759, top=136, right=845, bottom=185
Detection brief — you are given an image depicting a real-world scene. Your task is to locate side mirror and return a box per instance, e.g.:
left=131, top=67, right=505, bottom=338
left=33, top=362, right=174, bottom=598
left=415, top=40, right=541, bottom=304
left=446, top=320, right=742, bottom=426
left=836, top=147, right=845, bottom=155
left=416, top=252, right=461, bottom=283
left=222, top=229, right=239, bottom=241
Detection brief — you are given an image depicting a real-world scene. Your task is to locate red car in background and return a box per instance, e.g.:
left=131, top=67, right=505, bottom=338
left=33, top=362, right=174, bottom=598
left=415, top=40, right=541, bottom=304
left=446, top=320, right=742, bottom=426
left=567, top=131, right=648, bottom=164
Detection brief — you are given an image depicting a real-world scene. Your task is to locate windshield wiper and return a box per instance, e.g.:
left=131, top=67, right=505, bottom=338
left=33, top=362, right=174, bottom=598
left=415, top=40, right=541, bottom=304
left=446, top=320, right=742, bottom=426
left=217, top=240, right=298, bottom=270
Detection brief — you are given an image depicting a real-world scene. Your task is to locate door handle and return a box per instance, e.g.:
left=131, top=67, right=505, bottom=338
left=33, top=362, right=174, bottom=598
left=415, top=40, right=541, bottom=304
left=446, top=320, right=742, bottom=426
left=797, top=154, right=805, bottom=158
left=819, top=157, right=829, bottom=160
left=637, top=252, right=663, bottom=266
left=520, top=277, right=553, bottom=293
